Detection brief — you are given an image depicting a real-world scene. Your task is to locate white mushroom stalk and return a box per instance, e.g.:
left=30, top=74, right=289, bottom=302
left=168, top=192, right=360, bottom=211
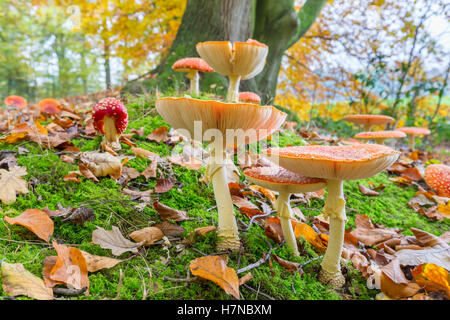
left=275, top=191, right=299, bottom=256
left=103, top=116, right=120, bottom=149
left=187, top=70, right=200, bottom=96
left=227, top=75, right=241, bottom=103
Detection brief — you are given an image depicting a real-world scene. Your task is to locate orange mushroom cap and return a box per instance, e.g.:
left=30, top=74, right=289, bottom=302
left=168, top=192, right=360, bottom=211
left=424, top=164, right=450, bottom=197
left=354, top=130, right=406, bottom=139
left=396, top=127, right=431, bottom=136
left=38, top=98, right=61, bottom=114
left=4, top=95, right=27, bottom=109
left=244, top=165, right=326, bottom=193
left=343, top=114, right=394, bottom=126
left=239, top=91, right=261, bottom=104
left=265, top=144, right=400, bottom=181
left=172, top=57, right=214, bottom=73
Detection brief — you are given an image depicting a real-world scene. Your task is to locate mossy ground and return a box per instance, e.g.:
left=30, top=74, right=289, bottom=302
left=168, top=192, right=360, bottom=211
left=0, top=97, right=448, bottom=300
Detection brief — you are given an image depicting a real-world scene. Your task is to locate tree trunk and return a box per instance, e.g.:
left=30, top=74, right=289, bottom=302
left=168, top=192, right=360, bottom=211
left=124, top=0, right=327, bottom=103
left=104, top=42, right=111, bottom=90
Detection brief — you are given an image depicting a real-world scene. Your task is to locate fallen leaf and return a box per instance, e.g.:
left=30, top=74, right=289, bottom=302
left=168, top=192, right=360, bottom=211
left=141, top=161, right=158, bottom=178
left=168, top=154, right=202, bottom=170
left=271, top=254, right=301, bottom=274
left=155, top=178, right=174, bottom=193
left=194, top=226, right=216, bottom=236
left=412, top=263, right=450, bottom=297
left=379, top=259, right=421, bottom=299
left=122, top=166, right=141, bottom=180
left=358, top=183, right=380, bottom=196
left=4, top=209, right=54, bottom=242
left=153, top=221, right=185, bottom=237
left=239, top=272, right=252, bottom=286
left=350, top=214, right=400, bottom=246
left=190, top=255, right=240, bottom=299
left=248, top=185, right=276, bottom=204
left=62, top=207, right=95, bottom=225
left=146, top=126, right=169, bottom=142
left=231, top=195, right=258, bottom=210
left=92, top=226, right=143, bottom=256
left=1, top=261, right=53, bottom=300
left=60, top=155, right=74, bottom=163
left=63, top=172, right=81, bottom=183
left=80, top=250, right=123, bottom=272
left=153, top=201, right=188, bottom=221
left=131, top=147, right=158, bottom=160
left=0, top=166, right=29, bottom=204
left=395, top=247, right=450, bottom=271
left=292, top=221, right=327, bottom=251
left=123, top=188, right=153, bottom=202
left=129, top=227, right=164, bottom=246
left=401, top=167, right=423, bottom=181
left=79, top=152, right=122, bottom=180
left=131, top=127, right=144, bottom=137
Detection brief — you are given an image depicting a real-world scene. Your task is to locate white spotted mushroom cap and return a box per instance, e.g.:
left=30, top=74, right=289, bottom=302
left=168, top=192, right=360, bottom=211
left=92, top=98, right=128, bottom=134
left=424, top=164, right=450, bottom=197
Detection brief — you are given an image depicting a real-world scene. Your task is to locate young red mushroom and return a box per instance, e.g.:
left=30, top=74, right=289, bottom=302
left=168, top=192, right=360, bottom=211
left=4, top=95, right=27, bottom=109
left=265, top=144, right=399, bottom=288
left=172, top=58, right=214, bottom=96
left=239, top=92, right=261, bottom=105
left=244, top=164, right=326, bottom=255
left=354, top=130, right=406, bottom=144
left=92, top=98, right=128, bottom=150
left=38, top=98, right=61, bottom=115
left=396, top=127, right=431, bottom=151
left=342, top=114, right=394, bottom=131
left=424, top=164, right=450, bottom=197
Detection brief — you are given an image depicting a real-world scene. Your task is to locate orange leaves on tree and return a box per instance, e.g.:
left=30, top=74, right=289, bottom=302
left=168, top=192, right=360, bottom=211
left=4, top=209, right=54, bottom=242
left=190, top=255, right=240, bottom=299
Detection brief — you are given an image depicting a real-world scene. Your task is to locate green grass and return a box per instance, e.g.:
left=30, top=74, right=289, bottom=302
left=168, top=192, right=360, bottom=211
left=0, top=96, right=447, bottom=300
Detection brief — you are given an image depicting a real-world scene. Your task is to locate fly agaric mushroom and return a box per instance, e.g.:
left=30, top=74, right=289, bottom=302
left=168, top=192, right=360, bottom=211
left=424, top=164, right=450, bottom=197
left=244, top=164, right=326, bottom=255
left=343, top=114, right=394, bottom=131
left=156, top=96, right=286, bottom=251
left=38, top=98, right=61, bottom=115
left=265, top=144, right=399, bottom=288
left=172, top=58, right=214, bottom=96
left=354, top=130, right=406, bottom=144
left=92, top=98, right=128, bottom=150
left=239, top=92, right=261, bottom=104
left=396, top=127, right=431, bottom=151
left=196, top=39, right=268, bottom=102
left=4, top=95, right=27, bottom=109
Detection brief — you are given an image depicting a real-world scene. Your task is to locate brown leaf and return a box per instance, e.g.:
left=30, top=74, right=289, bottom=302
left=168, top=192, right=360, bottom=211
left=141, top=161, right=158, bottom=179
left=153, top=221, right=186, bottom=237
left=248, top=184, right=276, bottom=204
left=264, top=217, right=284, bottom=244
left=350, top=214, right=400, bottom=246
left=194, top=226, right=216, bottom=236
left=239, top=272, right=252, bottom=286
left=231, top=195, right=258, bottom=210
left=155, top=178, right=174, bottom=193
left=79, top=152, right=122, bottom=180
left=131, top=127, right=144, bottom=137
left=60, top=155, right=74, bottom=163
left=358, top=183, right=380, bottom=196
left=168, top=154, right=202, bottom=170
left=129, top=227, right=164, bottom=246
left=271, top=254, right=301, bottom=274
left=122, top=166, right=141, bottom=180
left=0, top=166, right=29, bottom=204
left=401, top=167, right=423, bottom=181
left=123, top=188, right=153, bottom=202
left=1, top=261, right=53, bottom=300
left=190, top=255, right=240, bottom=299
left=412, top=263, right=450, bottom=297
left=63, top=172, right=81, bottom=183
left=131, top=147, right=158, bottom=160
left=380, top=259, right=421, bottom=299
left=92, top=226, right=143, bottom=256
left=4, top=209, right=54, bottom=242
left=63, top=207, right=95, bottom=225
left=80, top=250, right=123, bottom=272
left=153, top=201, right=188, bottom=221
left=146, top=126, right=169, bottom=143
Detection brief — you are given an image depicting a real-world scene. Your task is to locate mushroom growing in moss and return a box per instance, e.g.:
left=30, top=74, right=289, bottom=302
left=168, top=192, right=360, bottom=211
left=196, top=39, right=268, bottom=102
left=172, top=58, right=214, bottom=96
left=239, top=92, right=261, bottom=105
left=92, top=98, right=128, bottom=150
left=424, top=164, right=450, bottom=197
left=244, top=164, right=326, bottom=255
left=156, top=96, right=286, bottom=251
left=265, top=144, right=399, bottom=288
left=396, top=127, right=430, bottom=151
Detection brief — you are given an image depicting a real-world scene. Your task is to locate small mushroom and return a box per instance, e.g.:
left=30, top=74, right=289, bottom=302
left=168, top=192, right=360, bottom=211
left=265, top=144, right=399, bottom=288
left=196, top=39, right=268, bottom=102
left=92, top=98, right=128, bottom=150
left=354, top=130, right=406, bottom=144
left=244, top=164, right=326, bottom=255
left=4, top=95, right=27, bottom=109
left=396, top=127, right=430, bottom=151
left=424, top=164, right=450, bottom=197
left=342, top=114, right=394, bottom=131
left=239, top=92, right=261, bottom=105
left=38, top=98, right=61, bottom=115
left=172, top=58, right=214, bottom=96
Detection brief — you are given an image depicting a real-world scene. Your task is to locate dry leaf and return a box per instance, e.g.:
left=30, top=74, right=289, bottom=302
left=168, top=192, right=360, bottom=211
left=248, top=185, right=276, bottom=204
left=194, top=226, right=216, bottom=236
left=153, top=201, right=188, bottom=221
left=412, top=263, right=450, bottom=297
left=231, top=195, right=258, bottom=210
left=153, top=221, right=186, bottom=237
left=80, top=250, right=123, bottom=272
left=239, top=272, right=252, bottom=286
left=62, top=207, right=95, bottom=225
left=146, top=126, right=169, bottom=142
left=292, top=221, right=327, bottom=251
left=168, top=154, right=202, bottom=170
left=379, top=258, right=421, bottom=299
left=272, top=255, right=301, bottom=274
left=123, top=188, right=153, bottom=202
left=358, top=183, right=380, bottom=196
left=63, top=172, right=81, bottom=183
left=0, top=166, right=28, bottom=204
left=190, top=255, right=240, bottom=299
left=60, top=155, right=74, bottom=163
left=155, top=178, right=174, bottom=193
left=129, top=227, right=164, bottom=246
left=131, top=147, right=158, bottom=160
left=395, top=247, right=450, bottom=271
left=92, top=226, right=143, bottom=256
left=350, top=214, right=400, bottom=246
left=141, top=161, right=158, bottom=179
left=79, top=152, right=122, bottom=180
left=4, top=209, right=54, bottom=242
left=1, top=261, right=53, bottom=300
left=122, top=166, right=141, bottom=180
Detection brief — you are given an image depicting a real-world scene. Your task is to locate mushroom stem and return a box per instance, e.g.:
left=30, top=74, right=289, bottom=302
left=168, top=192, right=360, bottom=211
left=227, top=75, right=241, bottom=102
left=187, top=71, right=199, bottom=96
left=103, top=116, right=121, bottom=150
left=207, top=141, right=240, bottom=251
left=375, top=138, right=385, bottom=144
left=319, top=179, right=346, bottom=288
left=275, top=192, right=299, bottom=256
left=408, top=134, right=415, bottom=150
left=364, top=124, right=372, bottom=131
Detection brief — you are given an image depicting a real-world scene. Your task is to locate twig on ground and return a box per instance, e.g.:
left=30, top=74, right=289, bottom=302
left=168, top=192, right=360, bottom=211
left=237, top=237, right=279, bottom=274
left=242, top=284, right=275, bottom=300
left=114, top=269, right=124, bottom=300
left=163, top=276, right=198, bottom=283
left=238, top=211, right=273, bottom=232
left=53, top=286, right=88, bottom=297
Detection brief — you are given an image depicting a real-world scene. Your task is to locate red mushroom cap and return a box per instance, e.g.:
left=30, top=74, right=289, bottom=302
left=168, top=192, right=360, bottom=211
left=397, top=127, right=431, bottom=136
left=424, top=164, right=450, bottom=197
left=4, top=95, right=27, bottom=109
left=172, top=58, right=214, bottom=73
left=239, top=92, right=261, bottom=104
left=354, top=130, right=406, bottom=139
left=92, top=98, right=128, bottom=134
left=343, top=114, right=394, bottom=125
left=38, top=98, right=61, bottom=114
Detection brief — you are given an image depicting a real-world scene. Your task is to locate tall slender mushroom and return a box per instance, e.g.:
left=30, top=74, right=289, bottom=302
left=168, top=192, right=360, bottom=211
left=92, top=98, right=128, bottom=150
left=156, top=97, right=286, bottom=251
left=196, top=39, right=268, bottom=102
left=396, top=127, right=430, bottom=151
left=265, top=144, right=399, bottom=287
left=354, top=130, right=406, bottom=144
left=424, top=164, right=450, bottom=197
left=239, top=92, right=261, bottom=105
left=244, top=165, right=326, bottom=255
left=342, top=114, right=394, bottom=131
left=172, top=58, right=214, bottom=96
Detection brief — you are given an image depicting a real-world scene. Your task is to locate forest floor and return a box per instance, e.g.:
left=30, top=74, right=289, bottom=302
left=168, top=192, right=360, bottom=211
left=0, top=95, right=448, bottom=300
